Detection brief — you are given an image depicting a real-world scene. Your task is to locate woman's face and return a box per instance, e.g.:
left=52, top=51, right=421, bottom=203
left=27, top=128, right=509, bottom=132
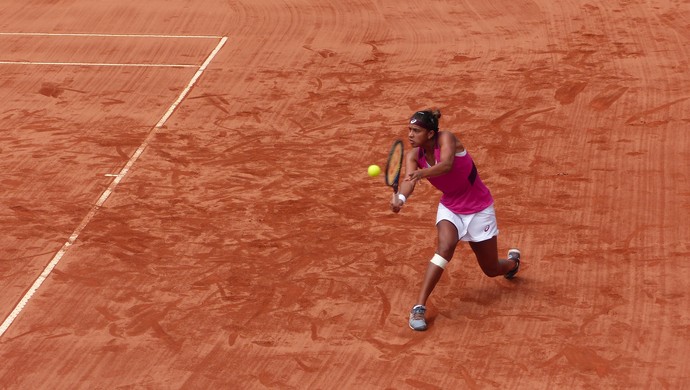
left=408, top=124, right=433, bottom=148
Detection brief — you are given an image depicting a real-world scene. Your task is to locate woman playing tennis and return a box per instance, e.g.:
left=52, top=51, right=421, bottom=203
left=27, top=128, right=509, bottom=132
left=390, top=109, right=520, bottom=331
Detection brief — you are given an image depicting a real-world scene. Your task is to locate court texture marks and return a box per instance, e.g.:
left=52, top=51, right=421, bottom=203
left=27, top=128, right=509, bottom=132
left=1, top=1, right=689, bottom=389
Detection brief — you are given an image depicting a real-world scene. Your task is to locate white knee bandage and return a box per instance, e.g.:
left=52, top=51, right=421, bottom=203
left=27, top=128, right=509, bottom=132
left=430, top=254, right=449, bottom=269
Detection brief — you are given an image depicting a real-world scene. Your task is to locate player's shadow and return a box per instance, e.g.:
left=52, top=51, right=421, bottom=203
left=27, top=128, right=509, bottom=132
left=436, top=276, right=533, bottom=321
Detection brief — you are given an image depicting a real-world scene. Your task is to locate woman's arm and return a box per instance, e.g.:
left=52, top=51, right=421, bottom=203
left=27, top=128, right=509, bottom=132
left=406, top=131, right=457, bottom=183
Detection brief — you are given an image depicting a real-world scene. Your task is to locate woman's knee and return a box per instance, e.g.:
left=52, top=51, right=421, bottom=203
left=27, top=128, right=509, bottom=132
left=436, top=245, right=456, bottom=260
left=436, top=221, right=458, bottom=259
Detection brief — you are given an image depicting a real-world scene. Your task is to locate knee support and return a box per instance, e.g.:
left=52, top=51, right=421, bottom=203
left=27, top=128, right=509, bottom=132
left=430, top=253, right=449, bottom=269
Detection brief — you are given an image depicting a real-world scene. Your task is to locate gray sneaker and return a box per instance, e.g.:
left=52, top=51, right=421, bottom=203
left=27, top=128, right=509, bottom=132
left=409, top=305, right=427, bottom=331
left=504, top=248, right=521, bottom=279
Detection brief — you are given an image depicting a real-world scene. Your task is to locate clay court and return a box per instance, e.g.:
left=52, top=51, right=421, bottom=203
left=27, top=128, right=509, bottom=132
left=1, top=1, right=689, bottom=388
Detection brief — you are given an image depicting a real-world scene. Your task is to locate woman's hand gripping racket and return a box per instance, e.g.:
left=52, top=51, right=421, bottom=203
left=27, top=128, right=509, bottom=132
left=386, top=140, right=405, bottom=213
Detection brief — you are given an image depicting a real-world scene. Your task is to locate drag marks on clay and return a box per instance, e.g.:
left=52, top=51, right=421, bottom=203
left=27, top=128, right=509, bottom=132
left=363, top=336, right=427, bottom=361
left=542, top=344, right=617, bottom=378
left=554, top=80, right=588, bottom=105
left=294, top=357, right=320, bottom=373
left=658, top=10, right=690, bottom=41
left=451, top=54, right=480, bottom=63
left=625, top=96, right=689, bottom=125
left=123, top=301, right=201, bottom=351
left=509, top=107, right=557, bottom=135
left=375, top=287, right=391, bottom=327
left=404, top=378, right=443, bottom=390
left=187, top=94, right=231, bottom=114
left=588, top=85, right=629, bottom=111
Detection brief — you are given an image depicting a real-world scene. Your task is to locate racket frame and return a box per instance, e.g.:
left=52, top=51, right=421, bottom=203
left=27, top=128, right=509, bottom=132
left=385, top=139, right=404, bottom=193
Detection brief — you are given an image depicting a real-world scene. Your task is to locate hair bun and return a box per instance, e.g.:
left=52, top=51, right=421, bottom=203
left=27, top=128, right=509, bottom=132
left=431, top=109, right=441, bottom=120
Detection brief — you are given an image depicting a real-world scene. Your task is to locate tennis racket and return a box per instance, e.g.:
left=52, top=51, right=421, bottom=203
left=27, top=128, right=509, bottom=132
left=385, top=139, right=404, bottom=193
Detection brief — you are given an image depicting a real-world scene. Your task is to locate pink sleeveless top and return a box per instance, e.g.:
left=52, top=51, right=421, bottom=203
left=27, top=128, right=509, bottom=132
left=417, top=145, right=494, bottom=214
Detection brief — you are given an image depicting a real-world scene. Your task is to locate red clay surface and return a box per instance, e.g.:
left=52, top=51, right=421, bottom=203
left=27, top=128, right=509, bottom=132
left=1, top=1, right=689, bottom=388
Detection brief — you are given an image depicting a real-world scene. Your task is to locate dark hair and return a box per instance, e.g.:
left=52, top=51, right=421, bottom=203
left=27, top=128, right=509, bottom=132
left=409, top=109, right=441, bottom=132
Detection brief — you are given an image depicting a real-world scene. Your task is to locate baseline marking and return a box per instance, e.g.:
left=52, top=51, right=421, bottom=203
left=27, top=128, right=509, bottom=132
left=0, top=61, right=199, bottom=68
left=0, top=36, right=228, bottom=338
left=0, top=32, right=222, bottom=39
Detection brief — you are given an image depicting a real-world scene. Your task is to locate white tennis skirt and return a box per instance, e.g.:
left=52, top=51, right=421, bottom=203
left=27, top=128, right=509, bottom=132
left=436, top=203, right=499, bottom=242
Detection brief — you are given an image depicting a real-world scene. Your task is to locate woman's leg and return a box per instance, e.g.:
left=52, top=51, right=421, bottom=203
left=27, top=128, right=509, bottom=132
left=415, top=220, right=459, bottom=306
left=410, top=220, right=460, bottom=330
left=468, top=236, right=518, bottom=277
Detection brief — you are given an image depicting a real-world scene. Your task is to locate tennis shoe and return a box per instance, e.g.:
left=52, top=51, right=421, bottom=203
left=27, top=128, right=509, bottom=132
left=408, top=305, right=427, bottom=331
left=504, top=248, right=521, bottom=279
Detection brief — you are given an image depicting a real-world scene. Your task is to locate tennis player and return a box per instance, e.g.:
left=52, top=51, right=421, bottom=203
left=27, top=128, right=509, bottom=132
left=390, top=109, right=520, bottom=331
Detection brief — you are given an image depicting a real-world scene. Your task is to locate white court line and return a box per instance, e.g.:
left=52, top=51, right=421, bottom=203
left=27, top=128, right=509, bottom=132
left=0, top=60, right=198, bottom=68
left=0, top=36, right=228, bottom=338
left=0, top=32, right=222, bottom=39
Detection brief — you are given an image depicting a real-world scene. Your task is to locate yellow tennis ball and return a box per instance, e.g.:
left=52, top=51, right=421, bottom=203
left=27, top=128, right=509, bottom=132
left=368, top=164, right=381, bottom=177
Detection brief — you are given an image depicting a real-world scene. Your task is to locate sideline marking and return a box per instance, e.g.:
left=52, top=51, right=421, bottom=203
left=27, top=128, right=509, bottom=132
left=0, top=36, right=228, bottom=338
left=0, top=60, right=198, bottom=68
left=0, top=32, right=222, bottom=39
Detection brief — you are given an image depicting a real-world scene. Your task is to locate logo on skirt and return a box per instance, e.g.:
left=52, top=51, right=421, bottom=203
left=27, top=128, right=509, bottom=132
left=484, top=225, right=490, bottom=232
